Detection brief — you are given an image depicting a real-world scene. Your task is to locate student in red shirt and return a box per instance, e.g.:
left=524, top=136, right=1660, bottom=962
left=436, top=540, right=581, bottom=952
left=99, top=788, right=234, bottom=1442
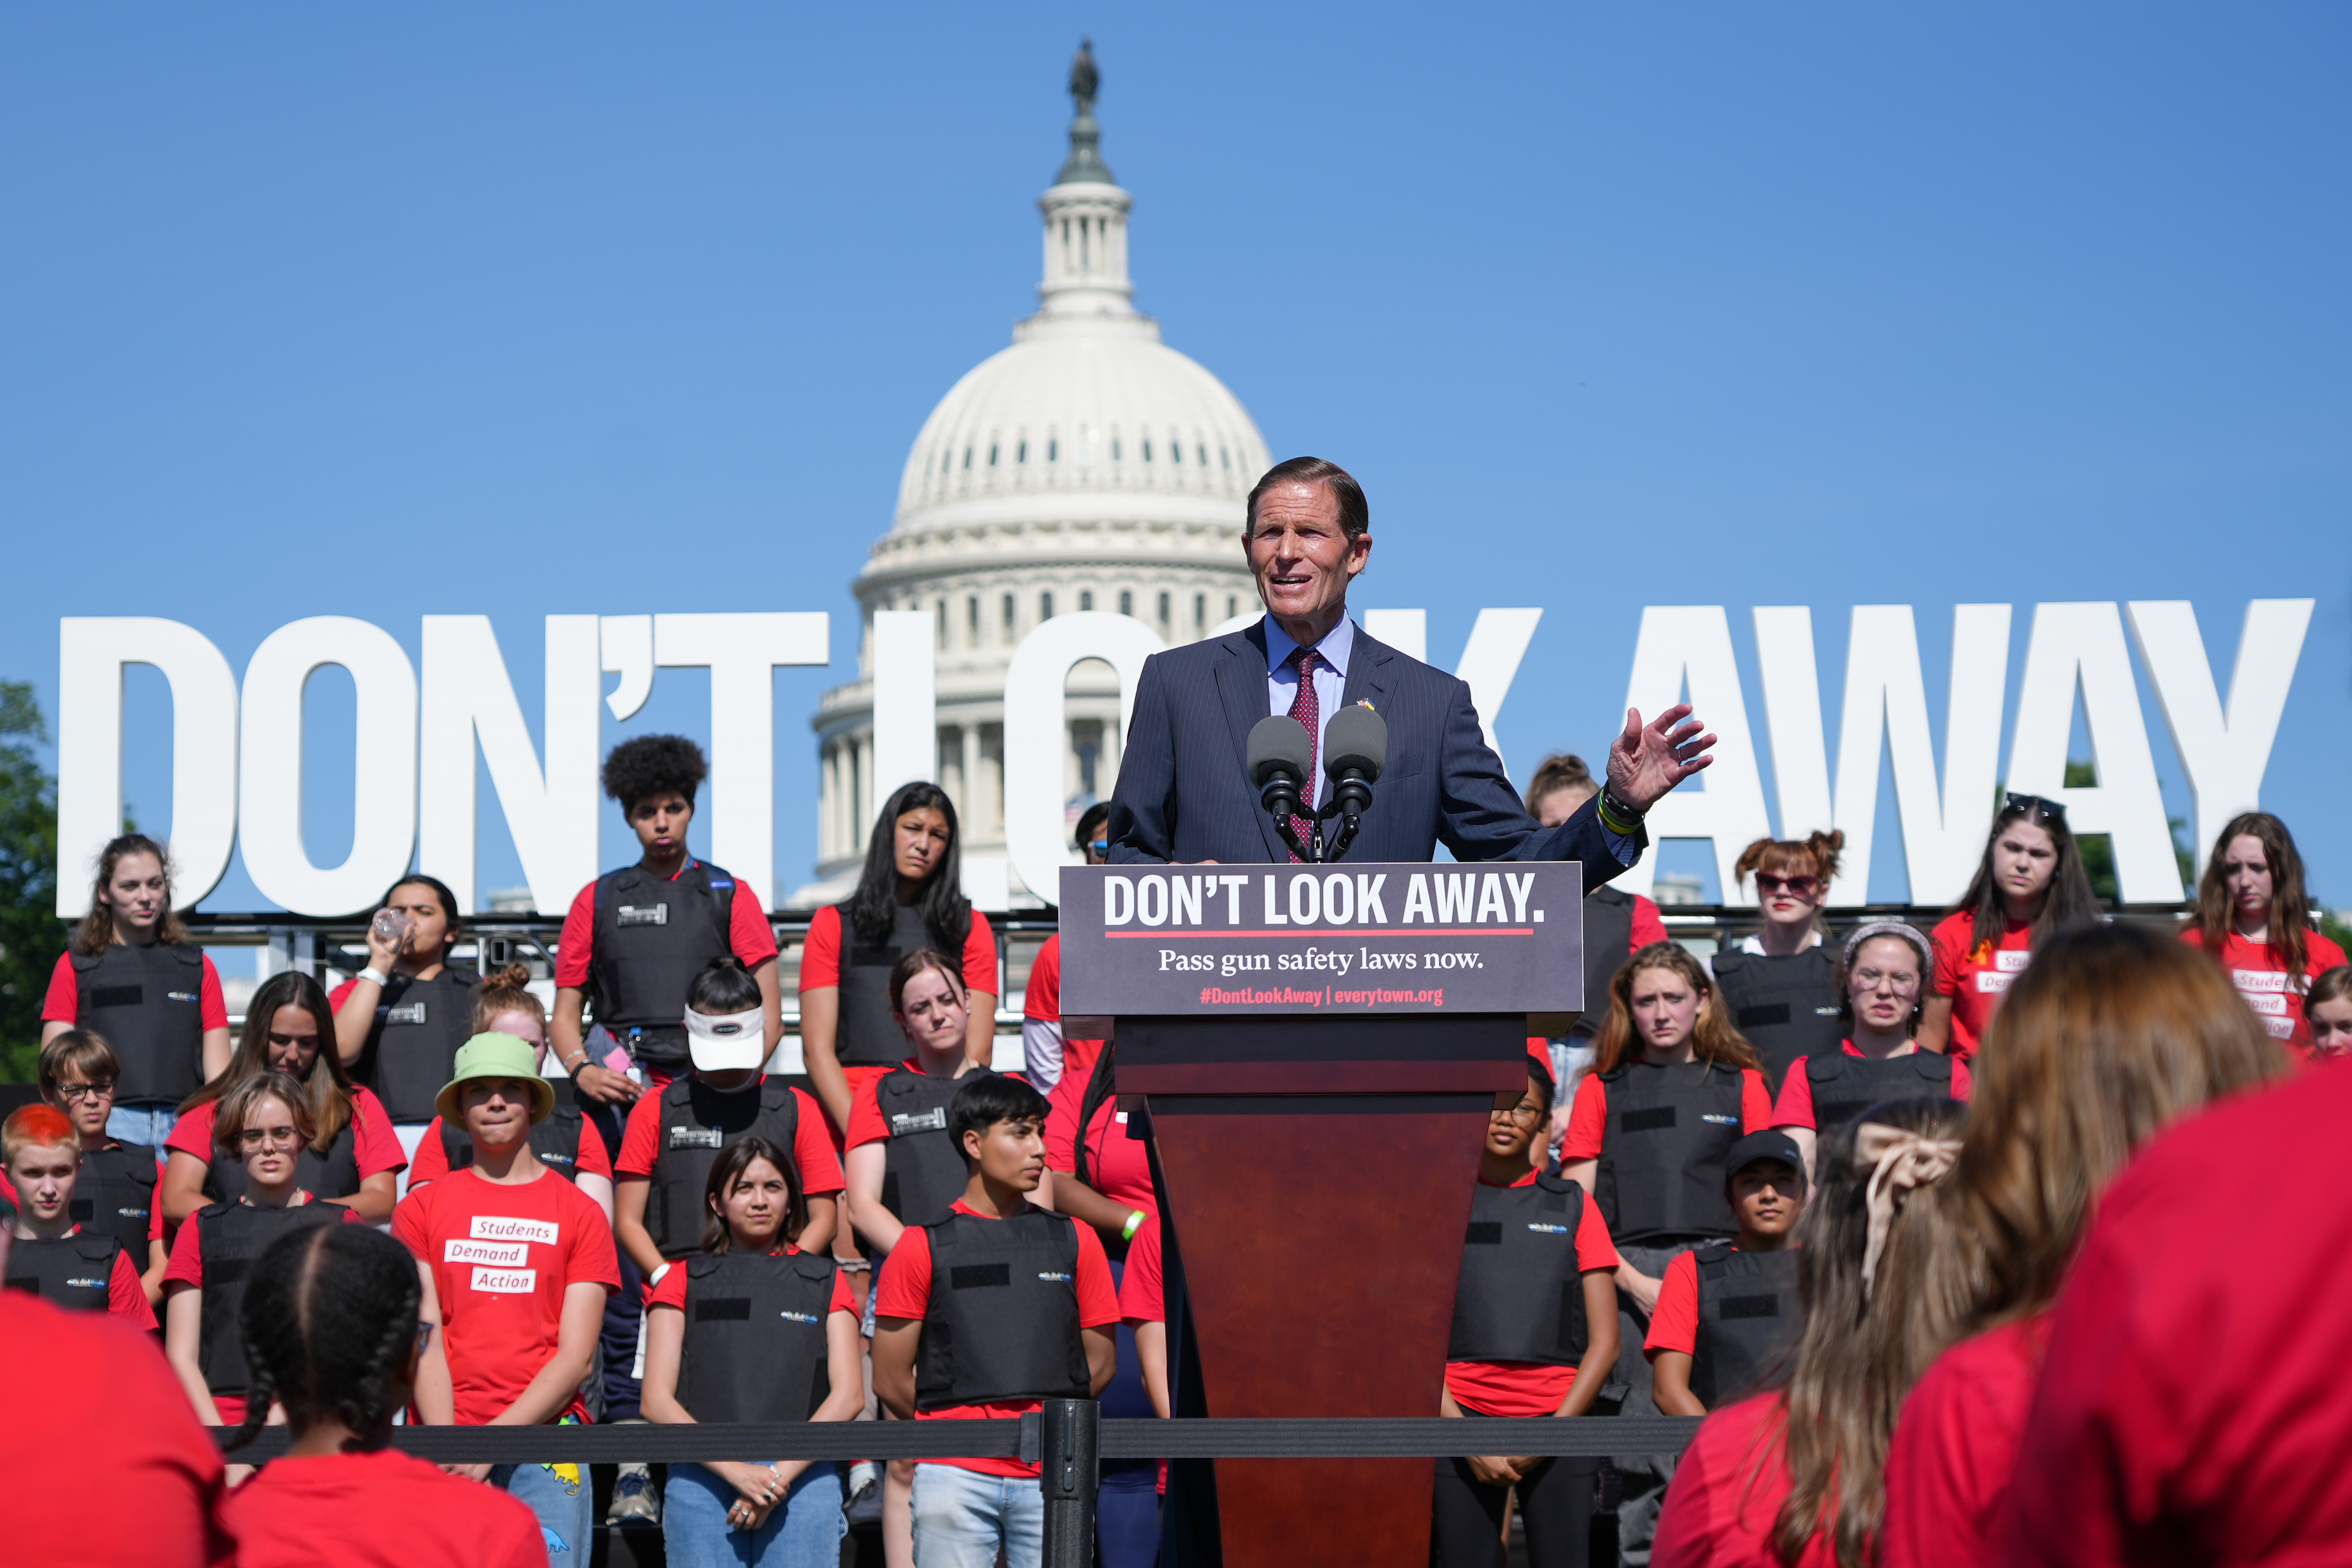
left=1917, top=794, right=2099, bottom=1060
left=1020, top=802, right=1110, bottom=1094
left=1711, top=831, right=1846, bottom=1084
left=1651, top=1098, right=1969, bottom=1568
left=219, top=1222, right=545, bottom=1568
left=872, top=1074, right=1118, bottom=1568
left=164, top=1073, right=360, bottom=1428
left=643, top=1136, right=865, bottom=1564
left=394, top=1032, right=621, bottom=1558
left=2308, top=967, right=2352, bottom=1058
left=328, top=873, right=478, bottom=1181
left=1649, top=1131, right=1805, bottom=1419
left=2, top=1104, right=154, bottom=1326
left=41, top=832, right=232, bottom=1148
left=161, top=971, right=404, bottom=1225
left=37, top=1030, right=169, bottom=1301
left=1879, top=925, right=2284, bottom=1568
left=1772, top=922, right=1972, bottom=1175
left=2178, top=810, right=2348, bottom=1058
left=1435, top=1055, right=1620, bottom=1568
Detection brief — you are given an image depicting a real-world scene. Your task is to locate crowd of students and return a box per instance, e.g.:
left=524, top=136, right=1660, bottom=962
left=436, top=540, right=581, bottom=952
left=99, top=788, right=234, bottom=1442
left=5, top=729, right=2350, bottom=1568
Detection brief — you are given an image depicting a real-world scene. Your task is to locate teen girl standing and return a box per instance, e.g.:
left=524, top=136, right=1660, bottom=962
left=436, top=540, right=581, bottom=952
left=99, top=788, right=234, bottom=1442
left=1710, top=832, right=1845, bottom=1083
left=330, top=874, right=478, bottom=1173
left=1916, top=795, right=2099, bottom=1059
left=1771, top=923, right=1971, bottom=1173
left=2178, top=811, right=2346, bottom=1058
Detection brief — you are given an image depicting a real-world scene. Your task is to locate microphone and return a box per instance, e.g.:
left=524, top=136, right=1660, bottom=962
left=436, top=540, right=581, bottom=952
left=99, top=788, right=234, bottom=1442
left=1246, top=716, right=1316, bottom=860
left=1319, top=704, right=1387, bottom=862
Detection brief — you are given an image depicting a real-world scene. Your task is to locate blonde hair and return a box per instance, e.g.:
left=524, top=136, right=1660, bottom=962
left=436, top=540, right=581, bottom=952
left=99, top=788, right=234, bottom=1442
left=1591, top=942, right=1760, bottom=1075
left=472, top=963, right=547, bottom=1034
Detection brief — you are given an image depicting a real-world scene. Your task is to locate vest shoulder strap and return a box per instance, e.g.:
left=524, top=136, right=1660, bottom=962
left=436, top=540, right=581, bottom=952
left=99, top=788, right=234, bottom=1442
left=790, top=1253, right=836, bottom=1286
left=1692, top=1241, right=1738, bottom=1268
left=686, top=1254, right=727, bottom=1281
left=1533, top=1172, right=1581, bottom=1198
left=661, top=1076, right=696, bottom=1112
left=69, top=947, right=103, bottom=973
left=73, top=1233, right=122, bottom=1265
left=759, top=1077, right=797, bottom=1115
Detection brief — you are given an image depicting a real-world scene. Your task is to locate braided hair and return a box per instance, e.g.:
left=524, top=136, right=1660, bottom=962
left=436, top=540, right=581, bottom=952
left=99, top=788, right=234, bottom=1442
left=225, top=1223, right=422, bottom=1453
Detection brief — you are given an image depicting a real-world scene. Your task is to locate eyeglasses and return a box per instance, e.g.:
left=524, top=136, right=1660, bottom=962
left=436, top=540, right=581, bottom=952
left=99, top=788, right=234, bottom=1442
left=1852, top=967, right=1921, bottom=992
left=1754, top=874, right=1821, bottom=897
left=235, top=1125, right=303, bottom=1151
left=2004, top=793, right=2067, bottom=824
left=56, top=1081, right=116, bottom=1103
left=1490, top=1100, right=1545, bottom=1125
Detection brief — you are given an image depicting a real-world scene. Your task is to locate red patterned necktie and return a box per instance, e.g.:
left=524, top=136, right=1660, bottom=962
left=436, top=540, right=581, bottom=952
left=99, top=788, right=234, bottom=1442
left=1286, top=646, right=1321, bottom=861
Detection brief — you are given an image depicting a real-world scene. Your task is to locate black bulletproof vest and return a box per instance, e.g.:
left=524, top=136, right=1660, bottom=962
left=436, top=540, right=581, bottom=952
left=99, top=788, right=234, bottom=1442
left=915, top=1208, right=1092, bottom=1410
left=835, top=904, right=945, bottom=1069
left=354, top=967, right=481, bottom=1124
left=1594, top=1061, right=1748, bottom=1244
left=69, top=1142, right=160, bottom=1264
left=648, top=1077, right=803, bottom=1259
left=439, top=1105, right=589, bottom=1183
left=195, top=1200, right=345, bottom=1394
left=677, top=1250, right=838, bottom=1423
left=1710, top=947, right=1844, bottom=1085
left=205, top=1115, right=363, bottom=1206
left=588, top=863, right=739, bottom=1065
left=875, top=1066, right=986, bottom=1227
left=1803, top=1050, right=1956, bottom=1143
left=1446, top=1175, right=1593, bottom=1366
left=1579, top=889, right=1637, bottom=1031
left=1689, top=1244, right=1805, bottom=1407
left=71, top=942, right=207, bottom=1102
left=4, top=1231, right=124, bottom=1313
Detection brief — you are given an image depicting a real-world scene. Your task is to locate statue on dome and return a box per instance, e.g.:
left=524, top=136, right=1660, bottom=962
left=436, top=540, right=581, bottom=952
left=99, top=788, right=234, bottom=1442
left=1069, top=38, right=1098, bottom=117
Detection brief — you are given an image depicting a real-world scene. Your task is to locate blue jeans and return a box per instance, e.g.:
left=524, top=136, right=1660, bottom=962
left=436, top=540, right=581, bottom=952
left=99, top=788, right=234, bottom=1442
left=107, top=1101, right=179, bottom=1147
left=494, top=1459, right=596, bottom=1562
left=911, top=1462, right=1043, bottom=1568
left=665, top=1461, right=844, bottom=1568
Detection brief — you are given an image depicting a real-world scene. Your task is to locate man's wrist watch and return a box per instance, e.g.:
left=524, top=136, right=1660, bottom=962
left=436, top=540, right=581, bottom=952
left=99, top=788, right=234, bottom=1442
left=1596, top=785, right=1647, bottom=836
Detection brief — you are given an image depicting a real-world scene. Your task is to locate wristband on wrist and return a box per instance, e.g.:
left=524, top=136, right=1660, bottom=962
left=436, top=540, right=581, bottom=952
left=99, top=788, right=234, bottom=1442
left=358, top=966, right=390, bottom=987
left=649, top=1263, right=671, bottom=1288
left=1596, top=786, right=1646, bottom=837
left=1121, top=1210, right=1146, bottom=1241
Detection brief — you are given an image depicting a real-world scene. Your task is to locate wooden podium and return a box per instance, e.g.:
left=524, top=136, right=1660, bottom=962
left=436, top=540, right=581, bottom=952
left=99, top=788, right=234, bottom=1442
left=1060, top=864, right=1584, bottom=1568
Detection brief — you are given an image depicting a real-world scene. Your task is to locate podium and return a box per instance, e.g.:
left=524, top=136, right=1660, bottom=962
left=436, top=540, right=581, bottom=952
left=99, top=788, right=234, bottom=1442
left=1060, top=864, right=1584, bottom=1568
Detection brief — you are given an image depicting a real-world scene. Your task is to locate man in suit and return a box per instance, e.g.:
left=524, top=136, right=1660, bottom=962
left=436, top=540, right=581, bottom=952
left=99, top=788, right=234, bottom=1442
left=1108, top=456, right=1713, bottom=880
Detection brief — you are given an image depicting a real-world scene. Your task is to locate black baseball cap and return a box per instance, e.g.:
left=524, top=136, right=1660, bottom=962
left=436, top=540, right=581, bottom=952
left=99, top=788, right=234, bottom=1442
left=1723, top=1130, right=1804, bottom=1187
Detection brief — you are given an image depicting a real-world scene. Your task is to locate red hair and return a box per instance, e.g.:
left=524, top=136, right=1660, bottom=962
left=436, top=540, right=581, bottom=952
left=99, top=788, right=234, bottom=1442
left=3, top=1104, right=78, bottom=1166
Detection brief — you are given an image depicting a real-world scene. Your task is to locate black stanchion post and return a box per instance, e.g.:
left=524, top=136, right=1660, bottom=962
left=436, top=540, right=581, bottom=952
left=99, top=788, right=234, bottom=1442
left=1040, top=1398, right=1100, bottom=1568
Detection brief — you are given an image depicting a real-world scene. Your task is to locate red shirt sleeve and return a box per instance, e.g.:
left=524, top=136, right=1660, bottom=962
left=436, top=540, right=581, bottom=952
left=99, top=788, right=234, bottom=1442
left=1575, top=1194, right=1620, bottom=1272
left=963, top=912, right=999, bottom=996
left=1025, top=936, right=1061, bottom=1021
left=554, top=883, right=597, bottom=991
left=1771, top=1060, right=1816, bottom=1130
left=1951, top=1058, right=1974, bottom=1102
left=328, top=977, right=358, bottom=1009
left=163, top=1214, right=205, bottom=1291
left=646, top=1264, right=691, bottom=1313
left=1740, top=1069, right=1774, bottom=1134
left=1931, top=913, right=1970, bottom=1000
left=408, top=1120, right=451, bottom=1184
left=573, top=1118, right=613, bottom=1178
left=798, top=905, right=843, bottom=992
left=150, top=1181, right=166, bottom=1243
left=389, top=1188, right=428, bottom=1259
left=196, top=957, right=228, bottom=1032
left=561, top=1183, right=622, bottom=1292
left=791, top=1086, right=845, bottom=1194
left=874, top=1222, right=933, bottom=1318
left=1073, top=1221, right=1119, bottom=1327
left=1120, top=1215, right=1165, bottom=1323
left=1043, top=1066, right=1086, bottom=1173
left=846, top=1071, right=892, bottom=1149
left=1561, top=1074, right=1608, bottom=1161
left=165, top=1103, right=216, bottom=1165
left=614, top=1092, right=663, bottom=1178
left=348, top=1090, right=407, bottom=1177
left=728, top=879, right=779, bottom=967
left=109, top=1248, right=157, bottom=1329
left=1630, top=895, right=1669, bottom=951
left=1644, top=1250, right=1702, bottom=1358
left=830, top=1267, right=857, bottom=1317
left=41, top=952, right=78, bottom=1024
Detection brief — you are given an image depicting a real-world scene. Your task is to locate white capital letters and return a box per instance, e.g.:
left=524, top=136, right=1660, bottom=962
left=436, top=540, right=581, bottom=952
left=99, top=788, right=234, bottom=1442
left=869, top=610, right=938, bottom=814
left=1005, top=613, right=1164, bottom=907
left=1615, top=607, right=1772, bottom=904
left=2125, top=600, right=2312, bottom=863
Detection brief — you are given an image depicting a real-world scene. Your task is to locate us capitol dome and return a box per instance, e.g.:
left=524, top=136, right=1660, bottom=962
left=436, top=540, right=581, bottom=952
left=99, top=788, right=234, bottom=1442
left=797, top=44, right=1268, bottom=905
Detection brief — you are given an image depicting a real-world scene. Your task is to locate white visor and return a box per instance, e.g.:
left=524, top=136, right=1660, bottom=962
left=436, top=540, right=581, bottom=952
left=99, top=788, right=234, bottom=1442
left=684, top=1006, right=767, bottom=1072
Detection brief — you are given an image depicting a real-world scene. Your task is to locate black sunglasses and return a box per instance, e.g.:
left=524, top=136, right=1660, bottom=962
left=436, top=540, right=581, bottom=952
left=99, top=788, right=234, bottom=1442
left=2004, top=792, right=2067, bottom=824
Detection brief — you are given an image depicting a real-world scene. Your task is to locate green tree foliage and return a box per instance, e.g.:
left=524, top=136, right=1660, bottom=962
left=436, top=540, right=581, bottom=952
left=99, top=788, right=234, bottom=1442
left=0, top=682, right=62, bottom=1082
left=2060, top=760, right=2194, bottom=905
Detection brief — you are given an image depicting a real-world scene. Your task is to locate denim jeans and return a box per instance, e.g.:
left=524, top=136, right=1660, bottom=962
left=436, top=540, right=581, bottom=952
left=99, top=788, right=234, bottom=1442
left=106, top=1101, right=179, bottom=1148
left=494, top=1458, right=596, bottom=1563
left=664, top=1461, right=844, bottom=1568
left=911, top=1462, right=1044, bottom=1568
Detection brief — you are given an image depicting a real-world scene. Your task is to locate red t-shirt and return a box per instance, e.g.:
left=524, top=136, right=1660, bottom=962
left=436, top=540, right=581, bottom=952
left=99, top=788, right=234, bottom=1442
left=613, top=1078, right=844, bottom=1198
left=1559, top=1067, right=1775, bottom=1161
left=390, top=1167, right=620, bottom=1427
left=644, top=1244, right=858, bottom=1317
left=2179, top=927, right=2349, bottom=1058
left=1119, top=1214, right=1165, bottom=1324
left=1769, top=1043, right=1974, bottom=1129
left=404, top=1114, right=615, bottom=1188
left=165, top=1091, right=408, bottom=1189
left=1044, top=1066, right=1157, bottom=1214
left=2000, top=1063, right=2352, bottom=1567
left=796, top=904, right=999, bottom=996
left=1642, top=1243, right=1802, bottom=1362
left=221, top=1448, right=546, bottom=1568
left=41, top=949, right=231, bottom=1032
left=1879, top=1314, right=2051, bottom=1568
left=1628, top=894, right=1670, bottom=951
left=1928, top=913, right=2032, bottom=1059
left=1444, top=1172, right=1620, bottom=1417
left=874, top=1198, right=1120, bottom=1478
left=1023, top=934, right=1105, bottom=1082
left=0, top=1290, right=234, bottom=1568
left=1651, top=1391, right=1835, bottom=1568
left=552, top=860, right=781, bottom=990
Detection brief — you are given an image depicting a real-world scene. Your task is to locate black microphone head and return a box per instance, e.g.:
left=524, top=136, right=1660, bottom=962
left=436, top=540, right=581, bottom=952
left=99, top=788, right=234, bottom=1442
left=1246, top=715, right=1314, bottom=786
left=1322, top=704, right=1388, bottom=782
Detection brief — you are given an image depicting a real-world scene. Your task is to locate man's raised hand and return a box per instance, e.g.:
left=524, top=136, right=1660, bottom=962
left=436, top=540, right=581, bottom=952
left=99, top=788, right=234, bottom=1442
left=1607, top=703, right=1716, bottom=813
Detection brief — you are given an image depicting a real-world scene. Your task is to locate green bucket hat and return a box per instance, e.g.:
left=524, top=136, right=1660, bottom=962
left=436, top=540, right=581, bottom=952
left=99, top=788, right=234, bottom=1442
left=434, top=1032, right=557, bottom=1126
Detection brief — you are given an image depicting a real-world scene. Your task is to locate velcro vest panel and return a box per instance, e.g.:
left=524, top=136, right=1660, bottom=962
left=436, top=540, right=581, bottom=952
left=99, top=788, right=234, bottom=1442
left=678, top=1251, right=838, bottom=1423
left=1594, top=1061, right=1747, bottom=1244
left=915, top=1209, right=1091, bottom=1410
left=69, top=1142, right=160, bottom=1264
left=1580, top=890, right=1636, bottom=1031
left=875, top=1066, right=986, bottom=1226
left=195, top=1201, right=345, bottom=1394
left=1804, top=1051, right=1955, bottom=1143
left=355, top=967, right=481, bottom=1124
left=588, top=863, right=739, bottom=1065
left=71, top=942, right=207, bottom=1103
left=205, top=1119, right=363, bottom=1207
left=1689, top=1244, right=1805, bottom=1407
left=649, top=1077, right=803, bottom=1259
left=1446, top=1175, right=1592, bottom=1366
left=439, top=1104, right=588, bottom=1184
left=835, top=904, right=946, bottom=1068
left=3, top=1232, right=124, bottom=1313
left=1710, top=947, right=1845, bottom=1086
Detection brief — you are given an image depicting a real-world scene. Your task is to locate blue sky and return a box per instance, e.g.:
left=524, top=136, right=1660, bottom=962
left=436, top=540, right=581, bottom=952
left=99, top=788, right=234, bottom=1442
left=4, top=4, right=2346, bottom=913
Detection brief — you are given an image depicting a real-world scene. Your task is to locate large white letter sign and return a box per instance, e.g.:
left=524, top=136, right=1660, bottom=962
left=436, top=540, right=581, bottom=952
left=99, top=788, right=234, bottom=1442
left=1360, top=609, right=1426, bottom=663
left=2007, top=602, right=2183, bottom=903
left=238, top=617, right=419, bottom=916
left=419, top=616, right=602, bottom=915
left=1004, top=613, right=1165, bottom=906
left=654, top=613, right=828, bottom=912
left=55, top=619, right=240, bottom=916
left=1751, top=607, right=1833, bottom=847
left=2125, top=600, right=2312, bottom=864
left=869, top=611, right=938, bottom=812
left=1453, top=609, right=1544, bottom=768
left=601, top=615, right=654, bottom=722
left=1614, top=606, right=1772, bottom=904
